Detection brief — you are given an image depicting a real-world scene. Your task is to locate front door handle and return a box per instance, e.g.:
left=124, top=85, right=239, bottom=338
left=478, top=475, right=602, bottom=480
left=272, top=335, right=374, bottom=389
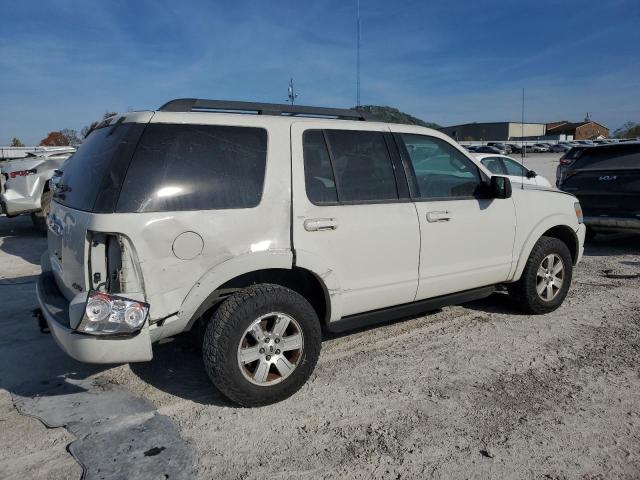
left=426, top=211, right=452, bottom=223
left=304, top=218, right=338, bottom=232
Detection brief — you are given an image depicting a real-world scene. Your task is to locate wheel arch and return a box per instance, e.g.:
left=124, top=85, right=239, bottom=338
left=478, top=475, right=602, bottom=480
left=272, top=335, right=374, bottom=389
left=173, top=249, right=334, bottom=336
left=511, top=217, right=579, bottom=281
left=189, top=267, right=331, bottom=329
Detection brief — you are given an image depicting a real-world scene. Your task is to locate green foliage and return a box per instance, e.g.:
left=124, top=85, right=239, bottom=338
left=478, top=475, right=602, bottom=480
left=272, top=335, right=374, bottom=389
left=613, top=121, right=640, bottom=139
left=355, top=105, right=441, bottom=129
left=10, top=137, right=25, bottom=147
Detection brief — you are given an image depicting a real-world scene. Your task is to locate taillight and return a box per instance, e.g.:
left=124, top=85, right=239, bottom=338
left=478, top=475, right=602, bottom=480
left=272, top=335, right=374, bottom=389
left=559, top=156, right=574, bottom=166
left=78, top=290, right=149, bottom=335
left=9, top=168, right=37, bottom=178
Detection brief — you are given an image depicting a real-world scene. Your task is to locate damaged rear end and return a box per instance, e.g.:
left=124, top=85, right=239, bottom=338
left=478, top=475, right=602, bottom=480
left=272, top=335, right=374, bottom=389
left=38, top=112, right=155, bottom=363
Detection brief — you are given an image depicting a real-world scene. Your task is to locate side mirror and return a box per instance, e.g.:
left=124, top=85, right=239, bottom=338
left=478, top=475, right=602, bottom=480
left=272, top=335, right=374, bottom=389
left=490, top=176, right=512, bottom=199
left=526, top=170, right=537, bottom=178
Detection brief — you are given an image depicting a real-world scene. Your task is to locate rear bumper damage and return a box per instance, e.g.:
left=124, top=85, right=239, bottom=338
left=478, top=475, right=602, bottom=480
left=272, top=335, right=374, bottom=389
left=36, top=255, right=153, bottom=364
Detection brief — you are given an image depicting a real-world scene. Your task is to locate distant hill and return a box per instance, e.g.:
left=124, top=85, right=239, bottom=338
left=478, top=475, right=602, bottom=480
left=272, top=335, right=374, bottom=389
left=355, top=105, right=441, bottom=129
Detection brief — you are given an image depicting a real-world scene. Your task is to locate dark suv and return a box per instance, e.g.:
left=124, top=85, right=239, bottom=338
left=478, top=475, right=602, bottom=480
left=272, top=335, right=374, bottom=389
left=558, top=142, right=640, bottom=239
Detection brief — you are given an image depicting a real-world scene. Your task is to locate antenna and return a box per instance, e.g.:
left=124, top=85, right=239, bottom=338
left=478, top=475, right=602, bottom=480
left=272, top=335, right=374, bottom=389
left=356, top=0, right=361, bottom=107
left=287, top=78, right=298, bottom=105
left=521, top=87, right=525, bottom=189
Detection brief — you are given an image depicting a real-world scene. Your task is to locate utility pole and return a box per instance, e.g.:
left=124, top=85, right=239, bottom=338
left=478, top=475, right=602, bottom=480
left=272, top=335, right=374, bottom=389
left=356, top=0, right=361, bottom=107
left=287, top=78, right=298, bottom=105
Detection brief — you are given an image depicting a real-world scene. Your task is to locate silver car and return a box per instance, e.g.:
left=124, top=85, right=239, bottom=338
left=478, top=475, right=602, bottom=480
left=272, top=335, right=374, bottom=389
left=1, top=148, right=75, bottom=230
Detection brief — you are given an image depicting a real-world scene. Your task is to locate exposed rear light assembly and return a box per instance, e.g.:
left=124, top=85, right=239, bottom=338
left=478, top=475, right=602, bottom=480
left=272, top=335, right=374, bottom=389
left=78, top=290, right=149, bottom=335
left=9, top=168, right=37, bottom=178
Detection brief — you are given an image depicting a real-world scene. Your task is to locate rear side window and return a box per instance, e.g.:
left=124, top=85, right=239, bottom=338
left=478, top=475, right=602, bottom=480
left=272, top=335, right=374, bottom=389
left=116, top=124, right=267, bottom=212
left=302, top=129, right=399, bottom=204
left=481, top=157, right=505, bottom=174
left=502, top=157, right=527, bottom=176
left=400, top=134, right=481, bottom=199
left=325, top=130, right=398, bottom=202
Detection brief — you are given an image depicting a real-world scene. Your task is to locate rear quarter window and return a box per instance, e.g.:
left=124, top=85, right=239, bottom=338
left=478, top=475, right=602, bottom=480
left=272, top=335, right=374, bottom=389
left=116, top=124, right=268, bottom=212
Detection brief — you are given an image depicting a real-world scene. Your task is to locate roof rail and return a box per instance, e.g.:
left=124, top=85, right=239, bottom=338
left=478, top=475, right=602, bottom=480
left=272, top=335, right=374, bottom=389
left=158, top=98, right=369, bottom=121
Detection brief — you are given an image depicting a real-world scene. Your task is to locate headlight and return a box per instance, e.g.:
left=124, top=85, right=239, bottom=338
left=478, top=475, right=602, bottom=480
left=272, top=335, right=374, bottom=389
left=574, top=202, right=583, bottom=224
left=78, top=291, right=149, bottom=335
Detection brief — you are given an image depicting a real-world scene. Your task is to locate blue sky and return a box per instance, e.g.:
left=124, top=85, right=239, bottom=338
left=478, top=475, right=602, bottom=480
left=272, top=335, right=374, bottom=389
left=1, top=0, right=639, bottom=145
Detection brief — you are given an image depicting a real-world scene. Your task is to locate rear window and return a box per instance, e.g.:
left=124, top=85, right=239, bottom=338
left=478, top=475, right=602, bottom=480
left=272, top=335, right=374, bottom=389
left=116, top=124, right=267, bottom=212
left=53, top=121, right=145, bottom=212
left=572, top=145, right=640, bottom=170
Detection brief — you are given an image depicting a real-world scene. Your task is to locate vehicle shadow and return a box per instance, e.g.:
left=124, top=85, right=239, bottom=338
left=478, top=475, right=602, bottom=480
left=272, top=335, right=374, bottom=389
left=583, top=233, right=639, bottom=257
left=0, top=216, right=46, bottom=269
left=129, top=333, right=235, bottom=407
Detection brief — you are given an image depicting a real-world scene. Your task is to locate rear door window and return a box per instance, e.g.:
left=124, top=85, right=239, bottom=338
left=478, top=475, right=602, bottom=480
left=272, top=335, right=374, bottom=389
left=324, top=130, right=398, bottom=202
left=480, top=157, right=505, bottom=174
left=302, top=131, right=338, bottom=204
left=501, top=157, right=528, bottom=176
left=116, top=124, right=268, bottom=212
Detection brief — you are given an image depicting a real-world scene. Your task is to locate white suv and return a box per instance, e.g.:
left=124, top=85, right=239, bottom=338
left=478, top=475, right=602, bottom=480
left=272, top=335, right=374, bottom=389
left=37, top=99, right=586, bottom=406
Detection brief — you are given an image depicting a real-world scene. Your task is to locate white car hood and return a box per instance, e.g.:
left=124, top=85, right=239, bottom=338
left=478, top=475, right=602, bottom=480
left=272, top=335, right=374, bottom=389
left=1, top=157, right=46, bottom=174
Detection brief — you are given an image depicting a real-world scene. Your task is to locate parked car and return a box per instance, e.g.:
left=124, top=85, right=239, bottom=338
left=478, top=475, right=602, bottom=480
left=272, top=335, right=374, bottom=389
left=487, top=142, right=512, bottom=154
left=550, top=144, right=572, bottom=153
left=474, top=145, right=503, bottom=154
left=36, top=99, right=586, bottom=406
left=474, top=154, right=552, bottom=187
left=555, top=145, right=592, bottom=186
left=530, top=144, right=550, bottom=153
left=507, top=143, right=525, bottom=154
left=0, top=147, right=75, bottom=230
left=558, top=142, right=640, bottom=240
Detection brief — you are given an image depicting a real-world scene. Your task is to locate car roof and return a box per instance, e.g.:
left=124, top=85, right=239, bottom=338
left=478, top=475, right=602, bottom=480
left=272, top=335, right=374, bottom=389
left=472, top=153, right=512, bottom=161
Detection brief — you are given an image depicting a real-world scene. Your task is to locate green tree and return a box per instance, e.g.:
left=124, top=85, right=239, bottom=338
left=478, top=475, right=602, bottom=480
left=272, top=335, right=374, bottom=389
left=613, top=121, right=640, bottom=139
left=81, top=111, right=118, bottom=138
left=60, top=128, right=82, bottom=146
left=10, top=137, right=25, bottom=147
left=355, top=105, right=441, bottom=129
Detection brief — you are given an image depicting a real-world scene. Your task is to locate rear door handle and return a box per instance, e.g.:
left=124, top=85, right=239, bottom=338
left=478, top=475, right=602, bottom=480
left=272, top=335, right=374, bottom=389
left=426, top=211, right=452, bottom=223
left=304, top=218, right=338, bottom=232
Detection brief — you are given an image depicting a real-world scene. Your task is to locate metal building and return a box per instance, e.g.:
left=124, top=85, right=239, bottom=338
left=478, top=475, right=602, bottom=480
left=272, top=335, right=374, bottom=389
left=439, top=122, right=546, bottom=142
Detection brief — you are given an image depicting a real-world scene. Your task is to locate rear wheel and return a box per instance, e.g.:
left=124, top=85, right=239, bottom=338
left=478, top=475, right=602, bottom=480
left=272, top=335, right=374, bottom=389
left=508, top=236, right=573, bottom=314
left=31, top=190, right=52, bottom=233
left=202, top=284, right=321, bottom=407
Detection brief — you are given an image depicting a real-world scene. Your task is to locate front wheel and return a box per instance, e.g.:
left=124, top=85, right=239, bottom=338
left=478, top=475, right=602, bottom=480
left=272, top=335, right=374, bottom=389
left=508, top=236, right=573, bottom=314
left=202, top=284, right=321, bottom=407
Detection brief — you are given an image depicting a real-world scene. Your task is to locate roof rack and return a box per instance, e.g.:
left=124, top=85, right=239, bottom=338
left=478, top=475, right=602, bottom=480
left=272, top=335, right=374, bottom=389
left=158, top=98, right=369, bottom=121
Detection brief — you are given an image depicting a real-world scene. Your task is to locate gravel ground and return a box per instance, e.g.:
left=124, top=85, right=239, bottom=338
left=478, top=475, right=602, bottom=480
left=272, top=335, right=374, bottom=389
left=1, top=158, right=639, bottom=478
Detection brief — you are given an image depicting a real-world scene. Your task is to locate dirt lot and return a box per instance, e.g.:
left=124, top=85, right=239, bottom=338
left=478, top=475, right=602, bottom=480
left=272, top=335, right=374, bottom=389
left=1, top=157, right=639, bottom=479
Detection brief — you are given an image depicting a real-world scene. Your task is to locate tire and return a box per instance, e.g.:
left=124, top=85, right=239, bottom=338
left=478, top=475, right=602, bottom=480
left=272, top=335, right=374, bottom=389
left=508, top=236, right=573, bottom=314
left=585, top=227, right=597, bottom=243
left=202, top=283, right=321, bottom=407
left=31, top=189, right=52, bottom=233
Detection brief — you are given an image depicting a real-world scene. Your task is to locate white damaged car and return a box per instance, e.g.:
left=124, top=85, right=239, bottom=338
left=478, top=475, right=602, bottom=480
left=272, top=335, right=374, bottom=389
left=1, top=147, right=75, bottom=230
left=37, top=99, right=585, bottom=406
